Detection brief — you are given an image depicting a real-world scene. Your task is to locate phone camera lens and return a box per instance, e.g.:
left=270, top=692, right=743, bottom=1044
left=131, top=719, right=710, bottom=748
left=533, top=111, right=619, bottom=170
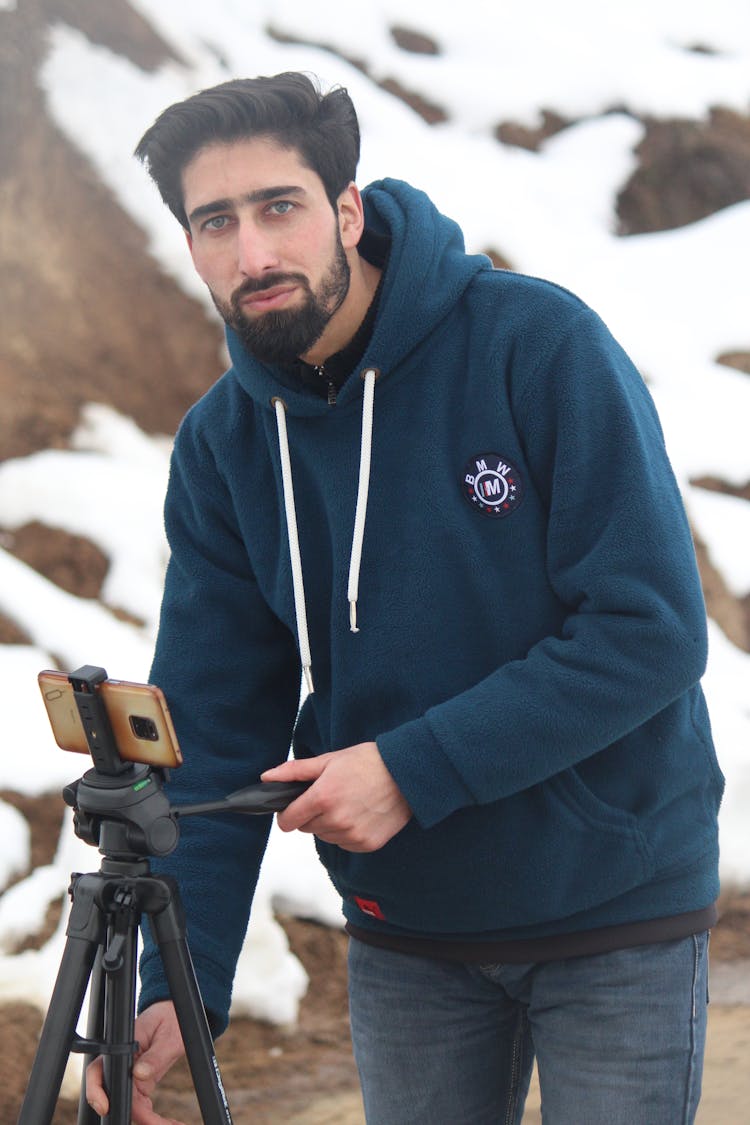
left=129, top=715, right=158, bottom=741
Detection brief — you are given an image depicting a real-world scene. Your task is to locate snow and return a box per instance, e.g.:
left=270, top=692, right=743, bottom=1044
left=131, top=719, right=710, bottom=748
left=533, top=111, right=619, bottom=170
left=0, top=802, right=29, bottom=891
left=2, top=0, right=748, bottom=1035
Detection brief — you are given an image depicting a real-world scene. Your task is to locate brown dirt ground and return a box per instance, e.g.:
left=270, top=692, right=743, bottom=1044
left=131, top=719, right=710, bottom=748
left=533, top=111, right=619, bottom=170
left=1, top=793, right=749, bottom=1123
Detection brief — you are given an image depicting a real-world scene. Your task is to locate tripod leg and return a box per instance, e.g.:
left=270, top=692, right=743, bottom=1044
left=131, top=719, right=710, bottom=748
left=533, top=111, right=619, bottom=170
left=77, top=949, right=104, bottom=1125
left=144, top=876, right=233, bottom=1124
left=99, top=891, right=140, bottom=1125
left=18, top=875, right=105, bottom=1125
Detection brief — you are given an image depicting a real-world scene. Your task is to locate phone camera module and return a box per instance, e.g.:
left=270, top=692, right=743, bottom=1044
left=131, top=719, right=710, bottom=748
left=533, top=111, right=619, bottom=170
left=129, top=715, right=159, bottom=741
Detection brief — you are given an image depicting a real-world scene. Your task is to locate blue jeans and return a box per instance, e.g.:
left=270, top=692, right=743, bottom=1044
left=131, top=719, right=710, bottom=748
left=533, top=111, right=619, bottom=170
left=348, top=933, right=709, bottom=1124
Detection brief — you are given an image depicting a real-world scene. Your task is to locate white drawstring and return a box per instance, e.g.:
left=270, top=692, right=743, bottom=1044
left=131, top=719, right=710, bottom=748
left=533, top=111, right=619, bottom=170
left=272, top=369, right=379, bottom=691
left=273, top=397, right=314, bottom=695
left=348, top=368, right=378, bottom=632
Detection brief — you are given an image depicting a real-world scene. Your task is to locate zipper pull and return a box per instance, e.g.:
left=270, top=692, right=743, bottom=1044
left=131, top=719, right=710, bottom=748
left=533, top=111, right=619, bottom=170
left=314, top=364, right=337, bottom=406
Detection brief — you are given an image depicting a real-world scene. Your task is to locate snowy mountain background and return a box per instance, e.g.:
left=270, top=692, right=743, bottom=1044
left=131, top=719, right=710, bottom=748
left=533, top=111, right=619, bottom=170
left=0, top=0, right=748, bottom=1040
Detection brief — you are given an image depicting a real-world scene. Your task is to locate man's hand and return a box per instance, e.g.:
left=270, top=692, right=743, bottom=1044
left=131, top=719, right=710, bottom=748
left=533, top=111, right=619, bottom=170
left=85, top=1000, right=186, bottom=1125
left=262, top=741, right=412, bottom=851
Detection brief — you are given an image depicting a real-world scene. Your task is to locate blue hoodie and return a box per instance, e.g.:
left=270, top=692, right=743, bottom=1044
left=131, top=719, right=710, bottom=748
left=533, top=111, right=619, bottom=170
left=139, top=179, right=723, bottom=1031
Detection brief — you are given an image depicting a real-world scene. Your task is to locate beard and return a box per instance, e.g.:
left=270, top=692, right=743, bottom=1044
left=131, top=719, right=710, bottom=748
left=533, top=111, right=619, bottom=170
left=212, top=231, right=351, bottom=365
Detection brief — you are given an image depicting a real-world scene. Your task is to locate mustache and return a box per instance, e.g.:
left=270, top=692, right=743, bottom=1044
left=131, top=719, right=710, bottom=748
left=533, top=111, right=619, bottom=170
left=231, top=272, right=310, bottom=303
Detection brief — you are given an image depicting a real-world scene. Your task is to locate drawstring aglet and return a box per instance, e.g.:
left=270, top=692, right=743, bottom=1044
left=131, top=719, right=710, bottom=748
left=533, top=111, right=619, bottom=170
left=349, top=601, right=360, bottom=634
left=303, top=664, right=315, bottom=695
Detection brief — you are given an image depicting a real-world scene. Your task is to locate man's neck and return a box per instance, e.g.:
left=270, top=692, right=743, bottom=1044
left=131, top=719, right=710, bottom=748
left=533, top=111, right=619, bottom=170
left=301, top=253, right=382, bottom=366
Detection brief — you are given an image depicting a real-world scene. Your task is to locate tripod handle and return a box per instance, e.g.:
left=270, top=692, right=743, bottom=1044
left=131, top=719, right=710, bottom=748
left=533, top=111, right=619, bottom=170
left=226, top=780, right=312, bottom=812
left=174, top=780, right=312, bottom=818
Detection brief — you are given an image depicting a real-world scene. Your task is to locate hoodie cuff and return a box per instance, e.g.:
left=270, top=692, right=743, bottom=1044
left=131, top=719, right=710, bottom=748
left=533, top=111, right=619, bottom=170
left=376, top=715, right=476, bottom=829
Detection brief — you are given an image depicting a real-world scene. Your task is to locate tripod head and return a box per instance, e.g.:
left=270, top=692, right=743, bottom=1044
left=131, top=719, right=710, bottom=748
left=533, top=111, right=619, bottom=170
left=64, top=763, right=310, bottom=860
left=64, top=765, right=178, bottom=859
left=62, top=665, right=309, bottom=862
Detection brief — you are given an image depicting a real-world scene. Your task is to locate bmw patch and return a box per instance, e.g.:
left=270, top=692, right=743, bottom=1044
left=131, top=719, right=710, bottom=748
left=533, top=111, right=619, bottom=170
left=463, top=453, right=524, bottom=517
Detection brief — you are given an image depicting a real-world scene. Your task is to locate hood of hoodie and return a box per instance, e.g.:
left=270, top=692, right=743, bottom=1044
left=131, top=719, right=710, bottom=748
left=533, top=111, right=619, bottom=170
left=225, top=178, right=491, bottom=415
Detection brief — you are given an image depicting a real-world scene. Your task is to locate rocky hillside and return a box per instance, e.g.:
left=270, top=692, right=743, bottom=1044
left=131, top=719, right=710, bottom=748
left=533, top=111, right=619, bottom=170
left=1, top=0, right=749, bottom=649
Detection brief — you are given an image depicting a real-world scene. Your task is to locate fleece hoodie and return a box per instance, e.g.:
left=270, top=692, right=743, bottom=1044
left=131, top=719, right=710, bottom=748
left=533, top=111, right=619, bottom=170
left=139, top=179, right=723, bottom=1032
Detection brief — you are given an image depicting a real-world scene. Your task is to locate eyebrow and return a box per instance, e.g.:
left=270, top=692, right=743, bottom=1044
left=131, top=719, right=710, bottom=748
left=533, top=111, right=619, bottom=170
left=187, top=185, right=306, bottom=225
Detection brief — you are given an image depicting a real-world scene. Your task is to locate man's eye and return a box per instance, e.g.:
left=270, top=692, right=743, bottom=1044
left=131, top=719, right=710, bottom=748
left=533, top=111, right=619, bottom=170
left=203, top=215, right=229, bottom=231
left=269, top=201, right=295, bottom=215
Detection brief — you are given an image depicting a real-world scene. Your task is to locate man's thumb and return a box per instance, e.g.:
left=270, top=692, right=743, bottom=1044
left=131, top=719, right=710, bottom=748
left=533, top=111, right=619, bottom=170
left=132, top=1058, right=153, bottom=1080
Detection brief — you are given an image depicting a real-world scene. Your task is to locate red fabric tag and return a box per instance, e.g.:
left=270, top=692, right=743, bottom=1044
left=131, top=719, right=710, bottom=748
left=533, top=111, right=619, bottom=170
left=354, top=896, right=386, bottom=921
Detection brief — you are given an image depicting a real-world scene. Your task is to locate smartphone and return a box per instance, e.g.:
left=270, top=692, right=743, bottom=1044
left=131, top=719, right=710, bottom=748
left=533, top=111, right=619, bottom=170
left=38, top=670, right=183, bottom=768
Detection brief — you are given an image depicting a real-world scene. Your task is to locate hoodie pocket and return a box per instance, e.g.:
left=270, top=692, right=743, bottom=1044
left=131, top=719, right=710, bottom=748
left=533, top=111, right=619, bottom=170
left=551, top=767, right=651, bottom=844
left=325, top=766, right=658, bottom=934
left=495, top=767, right=657, bottom=924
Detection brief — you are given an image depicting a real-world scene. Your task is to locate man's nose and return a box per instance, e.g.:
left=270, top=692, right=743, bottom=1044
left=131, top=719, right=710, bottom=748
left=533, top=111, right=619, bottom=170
left=236, top=222, right=280, bottom=277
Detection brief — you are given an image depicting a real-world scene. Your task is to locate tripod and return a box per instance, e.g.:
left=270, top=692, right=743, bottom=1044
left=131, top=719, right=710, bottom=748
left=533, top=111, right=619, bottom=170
left=19, top=666, right=308, bottom=1124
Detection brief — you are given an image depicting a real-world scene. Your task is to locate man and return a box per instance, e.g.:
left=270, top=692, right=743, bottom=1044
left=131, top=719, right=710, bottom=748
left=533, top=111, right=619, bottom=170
left=88, top=72, right=723, bottom=1123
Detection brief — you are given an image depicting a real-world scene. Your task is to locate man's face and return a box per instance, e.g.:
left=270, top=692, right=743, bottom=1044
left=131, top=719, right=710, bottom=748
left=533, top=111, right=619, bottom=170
left=182, top=137, right=351, bottom=364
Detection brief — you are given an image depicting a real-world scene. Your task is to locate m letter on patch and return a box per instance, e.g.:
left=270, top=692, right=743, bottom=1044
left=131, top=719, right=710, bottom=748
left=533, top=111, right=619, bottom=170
left=462, top=453, right=524, bottom=518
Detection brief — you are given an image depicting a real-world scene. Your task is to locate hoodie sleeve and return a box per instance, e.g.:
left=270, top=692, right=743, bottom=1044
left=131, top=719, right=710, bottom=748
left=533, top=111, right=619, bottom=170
left=376, top=306, right=709, bottom=829
left=138, top=412, right=301, bottom=1033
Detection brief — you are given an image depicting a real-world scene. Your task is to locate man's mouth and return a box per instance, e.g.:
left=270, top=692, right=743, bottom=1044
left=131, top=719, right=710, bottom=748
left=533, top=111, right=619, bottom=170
left=237, top=283, right=299, bottom=314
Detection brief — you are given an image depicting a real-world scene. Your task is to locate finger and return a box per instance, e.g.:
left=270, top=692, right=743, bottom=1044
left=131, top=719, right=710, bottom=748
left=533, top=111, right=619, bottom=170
left=131, top=1085, right=185, bottom=1125
left=261, top=755, right=329, bottom=783
left=294, top=815, right=378, bottom=852
left=263, top=759, right=330, bottom=830
left=133, top=1067, right=158, bottom=1099
left=85, top=1056, right=109, bottom=1117
left=274, top=779, right=333, bottom=832
left=133, top=1006, right=185, bottom=1085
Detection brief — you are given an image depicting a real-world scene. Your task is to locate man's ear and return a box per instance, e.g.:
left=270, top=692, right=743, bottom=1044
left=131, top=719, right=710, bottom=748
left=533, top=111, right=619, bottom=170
left=337, top=183, right=365, bottom=250
left=184, top=227, right=193, bottom=253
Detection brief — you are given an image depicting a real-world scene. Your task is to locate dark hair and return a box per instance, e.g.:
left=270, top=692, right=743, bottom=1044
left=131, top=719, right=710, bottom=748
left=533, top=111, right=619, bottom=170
left=134, top=72, right=361, bottom=229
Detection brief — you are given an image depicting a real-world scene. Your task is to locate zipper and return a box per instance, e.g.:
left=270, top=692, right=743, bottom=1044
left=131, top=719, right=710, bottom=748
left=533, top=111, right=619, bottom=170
left=314, top=364, right=337, bottom=406
left=503, top=1008, right=527, bottom=1125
